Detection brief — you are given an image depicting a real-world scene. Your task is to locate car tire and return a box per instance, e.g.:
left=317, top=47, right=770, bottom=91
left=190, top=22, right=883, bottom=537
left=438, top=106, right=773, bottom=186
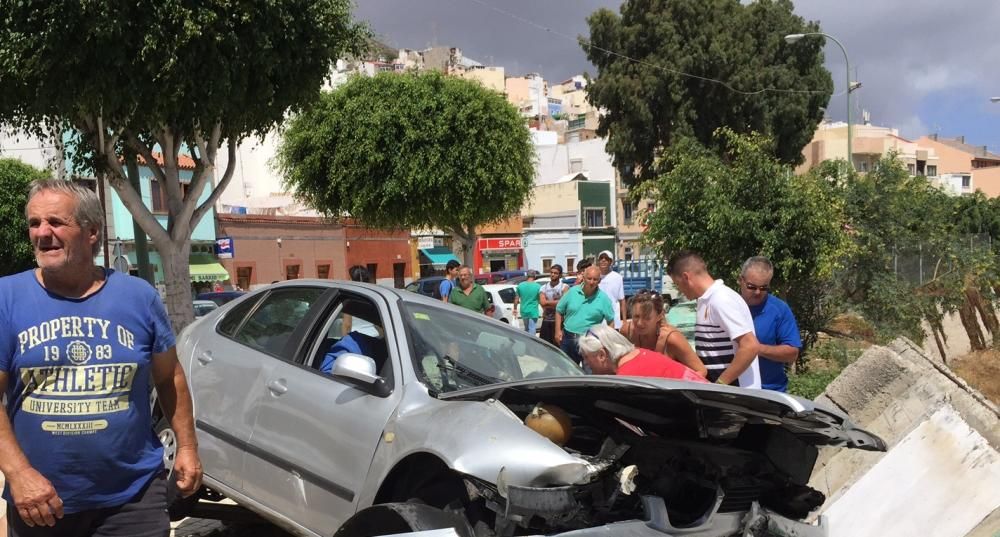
left=334, top=502, right=475, bottom=537
left=155, top=417, right=200, bottom=521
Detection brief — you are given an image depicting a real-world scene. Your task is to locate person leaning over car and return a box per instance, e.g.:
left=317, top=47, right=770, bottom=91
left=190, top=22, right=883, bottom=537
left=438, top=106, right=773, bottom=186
left=738, top=256, right=801, bottom=392
left=578, top=324, right=708, bottom=382
left=0, top=179, right=201, bottom=537
left=449, top=266, right=493, bottom=315
left=555, top=265, right=614, bottom=364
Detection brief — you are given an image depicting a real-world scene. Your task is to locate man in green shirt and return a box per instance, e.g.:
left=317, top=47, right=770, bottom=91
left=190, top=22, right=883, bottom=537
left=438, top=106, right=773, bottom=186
left=514, top=270, right=542, bottom=335
left=449, top=266, right=492, bottom=315
left=555, top=265, right=614, bottom=363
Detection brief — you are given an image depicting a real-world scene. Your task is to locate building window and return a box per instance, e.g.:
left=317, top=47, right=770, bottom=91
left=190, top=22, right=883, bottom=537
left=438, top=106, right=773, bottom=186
left=149, top=179, right=189, bottom=213
left=962, top=175, right=972, bottom=189
left=622, top=201, right=634, bottom=224
left=646, top=202, right=656, bottom=213
left=285, top=264, right=300, bottom=280
left=569, top=158, right=584, bottom=173
left=317, top=264, right=330, bottom=279
left=860, top=161, right=869, bottom=172
left=624, top=246, right=634, bottom=261
left=542, top=258, right=554, bottom=272
left=585, top=208, right=605, bottom=228
left=367, top=263, right=378, bottom=279
left=566, top=257, right=576, bottom=272
left=927, top=165, right=938, bottom=177
left=907, top=164, right=916, bottom=175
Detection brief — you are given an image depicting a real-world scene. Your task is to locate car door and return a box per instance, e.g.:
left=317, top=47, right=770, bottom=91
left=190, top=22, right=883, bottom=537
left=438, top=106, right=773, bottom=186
left=242, top=288, right=403, bottom=534
left=189, top=287, right=325, bottom=492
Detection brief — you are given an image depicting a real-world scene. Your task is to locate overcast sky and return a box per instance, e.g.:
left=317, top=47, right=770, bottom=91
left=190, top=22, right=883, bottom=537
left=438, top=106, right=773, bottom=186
left=354, top=0, right=1000, bottom=151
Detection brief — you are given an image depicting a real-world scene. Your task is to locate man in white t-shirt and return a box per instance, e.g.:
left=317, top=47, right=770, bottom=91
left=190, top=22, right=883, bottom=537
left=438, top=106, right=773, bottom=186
left=597, top=250, right=626, bottom=329
left=667, top=251, right=761, bottom=388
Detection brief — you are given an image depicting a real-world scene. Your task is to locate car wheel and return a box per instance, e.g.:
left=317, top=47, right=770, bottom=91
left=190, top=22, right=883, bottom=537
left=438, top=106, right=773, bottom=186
left=334, top=502, right=475, bottom=537
left=156, top=416, right=177, bottom=473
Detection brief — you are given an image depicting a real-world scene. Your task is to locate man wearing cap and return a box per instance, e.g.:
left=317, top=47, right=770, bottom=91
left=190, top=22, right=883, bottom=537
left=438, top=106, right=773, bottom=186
left=597, top=250, right=626, bottom=329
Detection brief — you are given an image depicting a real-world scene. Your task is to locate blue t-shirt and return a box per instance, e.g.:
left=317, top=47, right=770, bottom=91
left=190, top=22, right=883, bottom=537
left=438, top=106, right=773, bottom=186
left=319, top=331, right=383, bottom=374
left=438, top=279, right=454, bottom=300
left=748, top=294, right=801, bottom=392
left=0, top=269, right=174, bottom=513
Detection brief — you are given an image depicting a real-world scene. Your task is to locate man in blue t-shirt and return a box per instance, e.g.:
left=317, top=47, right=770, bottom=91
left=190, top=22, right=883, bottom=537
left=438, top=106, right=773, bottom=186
left=438, top=259, right=461, bottom=302
left=0, top=180, right=201, bottom=536
left=739, top=257, right=802, bottom=392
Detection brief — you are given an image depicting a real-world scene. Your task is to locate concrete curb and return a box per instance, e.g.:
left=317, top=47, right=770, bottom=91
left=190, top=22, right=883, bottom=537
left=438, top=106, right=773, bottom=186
left=809, top=337, right=1000, bottom=537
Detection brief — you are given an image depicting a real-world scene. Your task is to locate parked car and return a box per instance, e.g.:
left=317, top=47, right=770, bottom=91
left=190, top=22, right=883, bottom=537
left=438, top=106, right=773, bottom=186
left=404, top=276, right=446, bottom=299
left=196, top=291, right=245, bottom=306
left=482, top=283, right=521, bottom=329
left=165, top=280, right=885, bottom=537
left=192, top=299, right=219, bottom=318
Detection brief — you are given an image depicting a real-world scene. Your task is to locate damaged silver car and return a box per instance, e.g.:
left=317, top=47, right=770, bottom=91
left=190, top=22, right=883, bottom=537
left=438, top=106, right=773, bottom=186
left=165, top=280, right=885, bottom=537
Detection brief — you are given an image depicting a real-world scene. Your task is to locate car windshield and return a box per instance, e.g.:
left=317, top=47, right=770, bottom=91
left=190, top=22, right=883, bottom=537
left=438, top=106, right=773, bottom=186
left=402, top=302, right=584, bottom=393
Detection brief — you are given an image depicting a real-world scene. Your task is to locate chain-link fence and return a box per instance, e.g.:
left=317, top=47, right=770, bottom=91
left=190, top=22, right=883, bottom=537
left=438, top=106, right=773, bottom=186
left=892, top=233, right=993, bottom=285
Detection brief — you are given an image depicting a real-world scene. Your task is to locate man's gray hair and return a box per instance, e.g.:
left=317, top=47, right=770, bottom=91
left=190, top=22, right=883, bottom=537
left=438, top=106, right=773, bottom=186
left=577, top=323, right=635, bottom=364
left=741, top=256, right=773, bottom=277
left=27, top=179, right=105, bottom=256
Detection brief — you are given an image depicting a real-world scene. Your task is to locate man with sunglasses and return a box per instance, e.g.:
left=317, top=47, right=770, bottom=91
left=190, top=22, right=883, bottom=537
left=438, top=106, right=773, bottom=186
left=739, top=257, right=801, bottom=392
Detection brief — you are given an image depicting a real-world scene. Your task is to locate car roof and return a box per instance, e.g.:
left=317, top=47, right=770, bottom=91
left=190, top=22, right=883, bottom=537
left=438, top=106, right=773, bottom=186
left=197, top=291, right=244, bottom=298
left=193, top=299, right=218, bottom=306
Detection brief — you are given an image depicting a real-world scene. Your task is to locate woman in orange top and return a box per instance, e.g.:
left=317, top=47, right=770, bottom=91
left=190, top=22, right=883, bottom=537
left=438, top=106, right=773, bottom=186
left=619, top=290, right=708, bottom=378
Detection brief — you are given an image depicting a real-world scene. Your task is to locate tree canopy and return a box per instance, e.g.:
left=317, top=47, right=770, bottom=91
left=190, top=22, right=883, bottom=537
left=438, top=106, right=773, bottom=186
left=277, top=71, right=536, bottom=260
left=584, top=0, right=832, bottom=185
left=640, top=128, right=849, bottom=347
left=0, top=158, right=48, bottom=276
left=0, top=0, right=367, bottom=330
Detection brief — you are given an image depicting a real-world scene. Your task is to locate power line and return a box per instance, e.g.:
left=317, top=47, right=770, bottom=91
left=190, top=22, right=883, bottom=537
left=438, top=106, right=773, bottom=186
left=459, top=0, right=847, bottom=98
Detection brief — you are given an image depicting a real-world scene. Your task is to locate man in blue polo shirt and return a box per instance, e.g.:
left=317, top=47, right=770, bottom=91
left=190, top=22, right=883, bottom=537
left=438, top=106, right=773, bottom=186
left=739, top=256, right=801, bottom=392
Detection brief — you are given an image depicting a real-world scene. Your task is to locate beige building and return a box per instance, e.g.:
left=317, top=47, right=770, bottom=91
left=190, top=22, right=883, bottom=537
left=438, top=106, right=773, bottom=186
left=459, top=65, right=505, bottom=93
left=797, top=121, right=939, bottom=176
left=615, top=174, right=657, bottom=261
left=915, top=135, right=1000, bottom=197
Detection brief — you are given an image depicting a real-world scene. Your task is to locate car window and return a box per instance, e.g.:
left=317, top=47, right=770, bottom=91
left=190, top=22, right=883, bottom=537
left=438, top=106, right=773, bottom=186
left=218, top=293, right=264, bottom=336
left=402, top=302, right=583, bottom=394
left=405, top=282, right=419, bottom=293
left=231, top=287, right=325, bottom=358
left=308, top=294, right=391, bottom=378
left=194, top=302, right=217, bottom=317
left=498, top=288, right=516, bottom=304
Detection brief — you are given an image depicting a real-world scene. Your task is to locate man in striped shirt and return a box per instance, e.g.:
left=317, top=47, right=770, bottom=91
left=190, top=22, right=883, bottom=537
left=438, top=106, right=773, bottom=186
left=667, top=251, right=762, bottom=388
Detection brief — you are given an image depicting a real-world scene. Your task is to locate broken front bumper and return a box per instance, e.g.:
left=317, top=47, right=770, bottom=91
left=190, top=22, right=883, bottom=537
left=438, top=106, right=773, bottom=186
left=545, top=497, right=828, bottom=537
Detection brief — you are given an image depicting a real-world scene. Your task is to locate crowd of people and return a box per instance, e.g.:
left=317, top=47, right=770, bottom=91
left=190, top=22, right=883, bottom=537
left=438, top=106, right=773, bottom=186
left=440, top=249, right=802, bottom=393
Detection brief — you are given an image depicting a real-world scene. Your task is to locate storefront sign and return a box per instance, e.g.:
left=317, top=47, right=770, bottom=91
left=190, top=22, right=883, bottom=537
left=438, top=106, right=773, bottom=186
left=479, top=237, right=522, bottom=250
left=417, top=236, right=444, bottom=249
left=215, top=236, right=234, bottom=259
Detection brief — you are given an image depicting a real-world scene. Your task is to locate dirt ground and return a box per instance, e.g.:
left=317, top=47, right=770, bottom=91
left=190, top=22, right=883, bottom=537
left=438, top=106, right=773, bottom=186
left=952, top=348, right=1000, bottom=406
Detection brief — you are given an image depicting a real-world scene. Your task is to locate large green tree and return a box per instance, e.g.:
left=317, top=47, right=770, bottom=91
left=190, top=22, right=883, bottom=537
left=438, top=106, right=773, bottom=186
left=641, top=128, right=850, bottom=348
left=277, top=71, right=536, bottom=262
left=584, top=0, right=832, bottom=185
left=0, top=0, right=367, bottom=330
left=0, top=159, right=48, bottom=276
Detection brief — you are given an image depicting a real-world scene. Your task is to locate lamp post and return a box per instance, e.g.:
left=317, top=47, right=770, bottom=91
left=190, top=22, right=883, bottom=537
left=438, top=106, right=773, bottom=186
left=276, top=237, right=283, bottom=281
left=786, top=32, right=855, bottom=170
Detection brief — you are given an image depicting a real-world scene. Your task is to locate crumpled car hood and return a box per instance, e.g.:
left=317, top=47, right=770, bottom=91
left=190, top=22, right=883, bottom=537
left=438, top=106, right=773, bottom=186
left=438, top=376, right=885, bottom=452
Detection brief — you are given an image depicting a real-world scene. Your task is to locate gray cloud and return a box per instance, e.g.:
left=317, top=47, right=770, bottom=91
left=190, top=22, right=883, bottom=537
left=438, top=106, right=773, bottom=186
left=354, top=0, right=1000, bottom=139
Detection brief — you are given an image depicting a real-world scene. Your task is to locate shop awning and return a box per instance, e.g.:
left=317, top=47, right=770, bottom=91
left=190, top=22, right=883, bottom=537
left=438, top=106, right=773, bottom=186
left=420, top=247, right=460, bottom=267
left=190, top=254, right=230, bottom=282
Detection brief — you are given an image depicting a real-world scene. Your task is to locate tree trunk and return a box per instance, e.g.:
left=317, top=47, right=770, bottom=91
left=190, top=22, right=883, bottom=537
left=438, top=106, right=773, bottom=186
left=159, top=240, right=195, bottom=334
left=450, top=227, right=476, bottom=268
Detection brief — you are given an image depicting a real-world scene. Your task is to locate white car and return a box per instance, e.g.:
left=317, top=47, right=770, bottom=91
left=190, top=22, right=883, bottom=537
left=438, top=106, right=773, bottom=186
left=482, top=283, right=522, bottom=329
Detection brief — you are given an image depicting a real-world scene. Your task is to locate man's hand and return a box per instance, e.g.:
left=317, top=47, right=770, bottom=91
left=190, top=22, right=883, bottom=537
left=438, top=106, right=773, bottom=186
left=9, top=466, right=63, bottom=527
left=555, top=329, right=563, bottom=345
left=172, top=446, right=203, bottom=498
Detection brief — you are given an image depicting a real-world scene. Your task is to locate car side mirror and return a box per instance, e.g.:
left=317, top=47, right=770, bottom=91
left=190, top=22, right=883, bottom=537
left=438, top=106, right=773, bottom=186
left=331, top=353, right=391, bottom=397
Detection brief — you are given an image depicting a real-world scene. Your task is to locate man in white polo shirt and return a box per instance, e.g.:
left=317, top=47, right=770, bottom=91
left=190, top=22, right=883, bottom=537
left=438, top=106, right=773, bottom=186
left=667, top=251, right=761, bottom=388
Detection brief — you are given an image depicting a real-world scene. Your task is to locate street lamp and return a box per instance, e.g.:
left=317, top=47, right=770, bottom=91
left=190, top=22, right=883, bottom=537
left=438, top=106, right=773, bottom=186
left=786, top=32, right=856, bottom=170
left=276, top=237, right=283, bottom=280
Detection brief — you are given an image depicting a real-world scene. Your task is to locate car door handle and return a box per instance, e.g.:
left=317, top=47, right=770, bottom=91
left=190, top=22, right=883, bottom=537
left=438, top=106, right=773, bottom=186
left=267, top=379, right=288, bottom=396
left=197, top=352, right=213, bottom=365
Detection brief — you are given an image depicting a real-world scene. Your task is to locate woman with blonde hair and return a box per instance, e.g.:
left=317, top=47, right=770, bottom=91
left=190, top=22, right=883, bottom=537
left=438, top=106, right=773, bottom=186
left=578, top=324, right=707, bottom=382
left=619, top=290, right=708, bottom=378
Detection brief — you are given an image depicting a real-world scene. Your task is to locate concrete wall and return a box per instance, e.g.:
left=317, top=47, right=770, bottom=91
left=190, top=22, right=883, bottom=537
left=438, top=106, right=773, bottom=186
left=810, top=338, right=1000, bottom=537
left=523, top=230, right=581, bottom=273
left=917, top=136, right=976, bottom=175
left=973, top=166, right=1000, bottom=197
